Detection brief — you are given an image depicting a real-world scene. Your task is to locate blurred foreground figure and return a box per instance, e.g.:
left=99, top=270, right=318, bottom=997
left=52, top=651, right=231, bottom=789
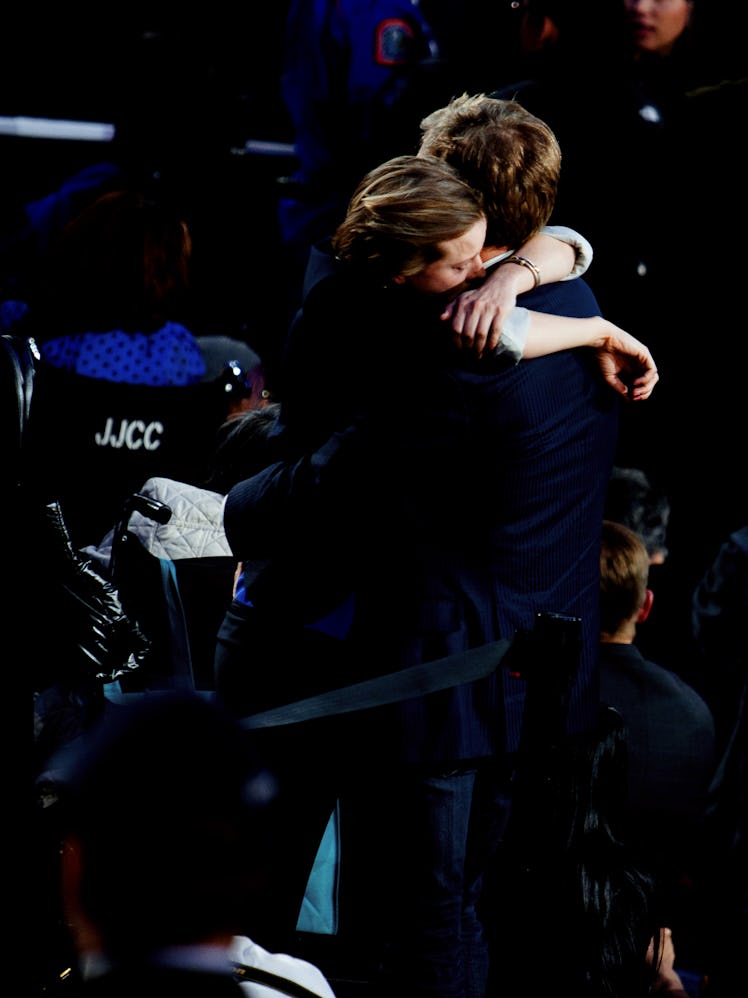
left=43, top=691, right=336, bottom=996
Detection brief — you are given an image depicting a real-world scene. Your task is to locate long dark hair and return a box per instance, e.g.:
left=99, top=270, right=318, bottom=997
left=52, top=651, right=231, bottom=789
left=484, top=706, right=663, bottom=996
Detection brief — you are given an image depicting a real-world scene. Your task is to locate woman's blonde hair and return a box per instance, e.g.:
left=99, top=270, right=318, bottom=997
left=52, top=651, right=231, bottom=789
left=332, top=155, right=484, bottom=283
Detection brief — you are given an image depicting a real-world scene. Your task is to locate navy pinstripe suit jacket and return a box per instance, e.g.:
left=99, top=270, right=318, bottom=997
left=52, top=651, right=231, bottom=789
left=224, top=249, right=619, bottom=765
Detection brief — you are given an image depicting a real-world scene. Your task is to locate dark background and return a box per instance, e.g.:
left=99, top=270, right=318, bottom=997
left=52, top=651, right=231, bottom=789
left=0, top=10, right=295, bottom=185
left=0, top=9, right=296, bottom=375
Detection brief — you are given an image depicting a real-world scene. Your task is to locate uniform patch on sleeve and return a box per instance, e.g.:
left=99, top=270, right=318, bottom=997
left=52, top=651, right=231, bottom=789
left=375, top=18, right=416, bottom=65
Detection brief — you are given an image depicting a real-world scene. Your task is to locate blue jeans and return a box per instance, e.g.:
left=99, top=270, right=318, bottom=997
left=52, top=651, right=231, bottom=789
left=339, top=763, right=512, bottom=998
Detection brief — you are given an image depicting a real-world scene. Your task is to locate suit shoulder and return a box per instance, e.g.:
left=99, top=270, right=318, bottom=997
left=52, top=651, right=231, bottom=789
left=519, top=276, right=601, bottom=319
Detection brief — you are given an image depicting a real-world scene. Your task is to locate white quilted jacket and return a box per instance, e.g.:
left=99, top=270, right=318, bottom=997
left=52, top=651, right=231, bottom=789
left=84, top=477, right=233, bottom=566
left=126, top=476, right=232, bottom=560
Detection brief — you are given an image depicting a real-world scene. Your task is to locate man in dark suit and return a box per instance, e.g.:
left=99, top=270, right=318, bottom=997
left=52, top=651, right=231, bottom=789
left=599, top=519, right=717, bottom=974
left=217, top=101, right=656, bottom=996
left=599, top=519, right=717, bottom=842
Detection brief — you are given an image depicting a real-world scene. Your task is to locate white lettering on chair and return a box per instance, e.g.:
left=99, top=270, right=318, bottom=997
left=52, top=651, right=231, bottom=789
left=143, top=421, right=164, bottom=450
left=95, top=418, right=115, bottom=446
left=94, top=418, right=164, bottom=451
left=124, top=420, right=146, bottom=450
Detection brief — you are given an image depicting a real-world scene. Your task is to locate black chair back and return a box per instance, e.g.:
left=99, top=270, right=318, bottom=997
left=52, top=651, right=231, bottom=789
left=23, top=359, right=230, bottom=547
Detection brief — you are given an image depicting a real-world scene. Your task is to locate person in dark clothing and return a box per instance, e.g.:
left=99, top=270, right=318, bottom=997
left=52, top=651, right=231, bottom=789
left=690, top=524, right=748, bottom=997
left=216, top=111, right=657, bottom=992
left=599, top=519, right=717, bottom=979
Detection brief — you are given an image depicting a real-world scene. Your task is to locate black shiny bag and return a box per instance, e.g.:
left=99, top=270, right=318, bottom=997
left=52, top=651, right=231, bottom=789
left=43, top=498, right=150, bottom=684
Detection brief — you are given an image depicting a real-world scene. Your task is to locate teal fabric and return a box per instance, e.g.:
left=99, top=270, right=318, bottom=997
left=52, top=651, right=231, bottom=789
left=297, top=801, right=340, bottom=935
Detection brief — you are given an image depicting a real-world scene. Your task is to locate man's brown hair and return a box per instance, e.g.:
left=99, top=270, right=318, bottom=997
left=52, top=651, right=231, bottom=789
left=599, top=520, right=650, bottom=635
left=419, top=93, right=561, bottom=250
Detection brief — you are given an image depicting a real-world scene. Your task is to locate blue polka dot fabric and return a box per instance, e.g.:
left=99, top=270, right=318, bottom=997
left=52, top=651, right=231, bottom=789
left=40, top=323, right=207, bottom=386
left=0, top=299, right=30, bottom=332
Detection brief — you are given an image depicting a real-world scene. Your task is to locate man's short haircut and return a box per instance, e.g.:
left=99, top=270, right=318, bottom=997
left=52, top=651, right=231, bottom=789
left=600, top=520, right=650, bottom=635
left=418, top=93, right=561, bottom=250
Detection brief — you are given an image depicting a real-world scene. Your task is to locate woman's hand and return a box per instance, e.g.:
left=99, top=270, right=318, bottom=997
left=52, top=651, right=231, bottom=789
left=593, top=324, right=659, bottom=401
left=441, top=264, right=523, bottom=358
left=646, top=928, right=690, bottom=994
left=440, top=232, right=578, bottom=357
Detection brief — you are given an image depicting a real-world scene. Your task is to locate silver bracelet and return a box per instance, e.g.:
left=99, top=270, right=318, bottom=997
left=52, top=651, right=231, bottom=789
left=503, top=254, right=541, bottom=289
